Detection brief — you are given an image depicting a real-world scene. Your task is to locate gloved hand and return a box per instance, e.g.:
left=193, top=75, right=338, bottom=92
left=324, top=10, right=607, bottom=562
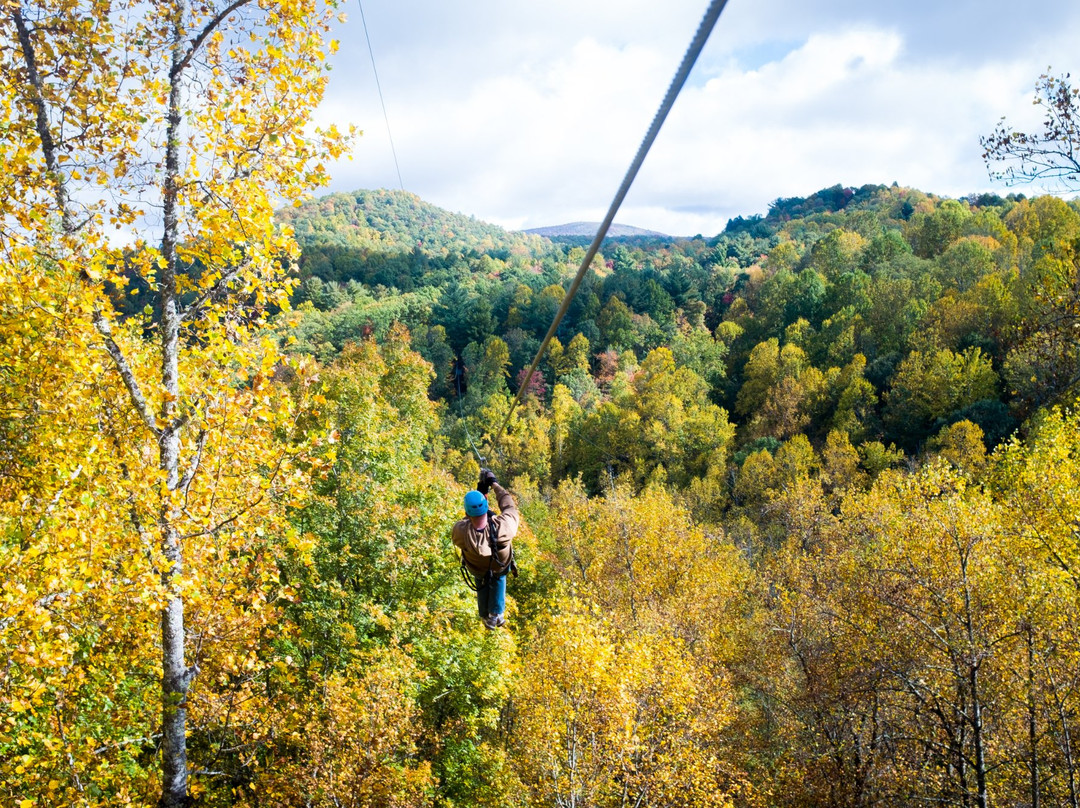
left=477, top=468, right=497, bottom=495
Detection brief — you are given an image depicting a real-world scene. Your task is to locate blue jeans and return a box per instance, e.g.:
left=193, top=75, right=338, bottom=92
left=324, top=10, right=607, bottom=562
left=476, top=572, right=507, bottom=618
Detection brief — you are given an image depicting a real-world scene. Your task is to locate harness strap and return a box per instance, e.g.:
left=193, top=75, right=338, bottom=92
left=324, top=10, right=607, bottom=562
left=460, top=560, right=479, bottom=591
left=459, top=514, right=516, bottom=587
left=485, top=517, right=516, bottom=578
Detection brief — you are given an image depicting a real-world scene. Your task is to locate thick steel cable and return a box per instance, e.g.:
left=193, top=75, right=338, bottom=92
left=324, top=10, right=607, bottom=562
left=357, top=0, right=405, bottom=190
left=493, top=0, right=729, bottom=447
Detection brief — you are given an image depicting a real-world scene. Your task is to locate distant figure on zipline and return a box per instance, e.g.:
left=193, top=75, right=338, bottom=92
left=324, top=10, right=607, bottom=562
left=453, top=468, right=518, bottom=629
left=451, top=356, right=466, bottom=397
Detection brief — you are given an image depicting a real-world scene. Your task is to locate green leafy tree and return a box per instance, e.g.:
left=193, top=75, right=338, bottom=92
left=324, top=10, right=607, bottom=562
left=461, top=336, right=511, bottom=410
left=884, top=347, right=999, bottom=448
left=807, top=229, right=867, bottom=279
left=597, top=295, right=638, bottom=352
left=937, top=236, right=997, bottom=292
left=908, top=199, right=971, bottom=258
left=526, top=283, right=565, bottom=335
left=1002, top=208, right=1080, bottom=414
left=860, top=228, right=912, bottom=272
left=280, top=329, right=520, bottom=806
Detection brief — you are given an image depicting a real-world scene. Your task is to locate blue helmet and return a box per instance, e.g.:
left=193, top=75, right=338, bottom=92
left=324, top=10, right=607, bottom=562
left=464, top=489, right=488, bottom=517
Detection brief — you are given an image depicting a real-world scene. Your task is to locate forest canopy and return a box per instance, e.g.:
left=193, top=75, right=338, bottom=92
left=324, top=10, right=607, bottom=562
left=4, top=2, right=1080, bottom=801
left=10, top=157, right=1080, bottom=805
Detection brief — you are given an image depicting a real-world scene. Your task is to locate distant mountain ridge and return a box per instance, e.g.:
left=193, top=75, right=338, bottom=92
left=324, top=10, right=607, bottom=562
left=279, top=189, right=548, bottom=256
left=522, top=221, right=668, bottom=238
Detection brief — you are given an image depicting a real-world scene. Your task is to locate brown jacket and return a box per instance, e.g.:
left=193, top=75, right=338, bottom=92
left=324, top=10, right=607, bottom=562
left=452, top=483, right=519, bottom=576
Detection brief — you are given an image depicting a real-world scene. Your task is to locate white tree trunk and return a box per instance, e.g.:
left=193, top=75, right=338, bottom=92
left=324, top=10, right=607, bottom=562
left=158, top=2, right=191, bottom=802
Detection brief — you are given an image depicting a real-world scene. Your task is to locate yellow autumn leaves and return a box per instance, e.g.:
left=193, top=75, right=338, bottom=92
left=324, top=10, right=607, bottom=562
left=510, top=483, right=752, bottom=808
left=515, top=613, right=741, bottom=808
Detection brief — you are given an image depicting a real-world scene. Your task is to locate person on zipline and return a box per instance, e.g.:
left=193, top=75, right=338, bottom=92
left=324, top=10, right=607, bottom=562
left=452, top=468, right=518, bottom=629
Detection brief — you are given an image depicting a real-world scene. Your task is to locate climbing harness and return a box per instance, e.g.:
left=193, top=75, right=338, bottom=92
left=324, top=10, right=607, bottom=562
left=458, top=510, right=517, bottom=592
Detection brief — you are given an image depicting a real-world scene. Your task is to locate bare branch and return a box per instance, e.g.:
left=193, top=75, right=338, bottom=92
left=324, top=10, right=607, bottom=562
left=93, top=310, right=160, bottom=436
left=54, top=708, right=86, bottom=793
left=11, top=5, right=75, bottom=234
left=27, top=463, right=83, bottom=540
left=179, top=260, right=250, bottom=323
left=94, top=734, right=161, bottom=756
left=982, top=72, right=1080, bottom=190
left=179, top=430, right=208, bottom=498
left=173, top=0, right=253, bottom=81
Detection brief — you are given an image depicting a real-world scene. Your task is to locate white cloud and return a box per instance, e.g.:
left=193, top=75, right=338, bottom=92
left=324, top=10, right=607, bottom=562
left=317, top=1, right=1080, bottom=237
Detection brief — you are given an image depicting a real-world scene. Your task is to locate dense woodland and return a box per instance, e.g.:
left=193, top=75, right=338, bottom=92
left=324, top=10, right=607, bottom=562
left=5, top=2, right=1080, bottom=807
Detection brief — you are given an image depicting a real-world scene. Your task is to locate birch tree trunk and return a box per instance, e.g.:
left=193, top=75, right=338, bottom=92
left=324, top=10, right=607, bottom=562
left=158, top=3, right=191, bottom=802
left=3, top=1, right=346, bottom=802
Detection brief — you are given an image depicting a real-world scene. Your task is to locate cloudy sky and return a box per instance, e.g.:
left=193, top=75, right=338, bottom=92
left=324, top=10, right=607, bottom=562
left=314, top=0, right=1080, bottom=237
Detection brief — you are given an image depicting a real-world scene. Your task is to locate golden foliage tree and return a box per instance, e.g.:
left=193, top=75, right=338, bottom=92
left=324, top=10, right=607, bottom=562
left=0, top=1, right=347, bottom=804
left=510, top=482, right=757, bottom=806
left=513, top=612, right=743, bottom=808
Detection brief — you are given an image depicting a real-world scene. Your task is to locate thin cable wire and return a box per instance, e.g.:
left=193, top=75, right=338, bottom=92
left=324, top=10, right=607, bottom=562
left=453, top=363, right=487, bottom=466
left=356, top=0, right=404, bottom=191
left=493, top=0, right=729, bottom=447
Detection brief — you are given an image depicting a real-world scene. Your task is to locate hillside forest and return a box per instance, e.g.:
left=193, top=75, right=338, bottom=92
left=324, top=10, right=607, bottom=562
left=5, top=2, right=1080, bottom=807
